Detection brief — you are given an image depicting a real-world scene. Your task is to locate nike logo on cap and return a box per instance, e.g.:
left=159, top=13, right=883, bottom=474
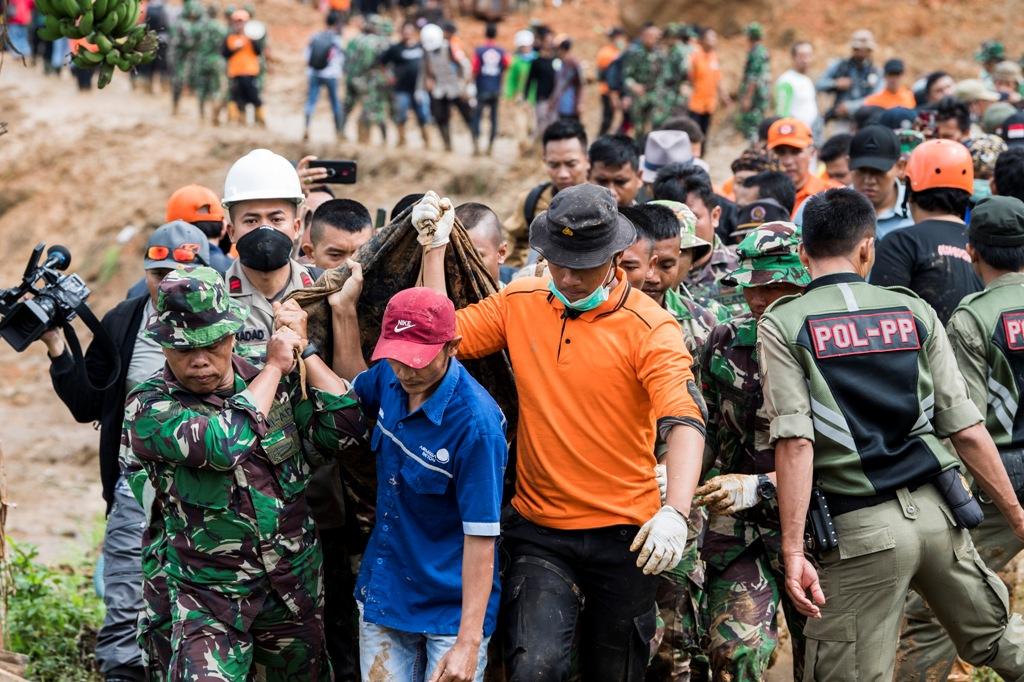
left=394, top=320, right=416, bottom=333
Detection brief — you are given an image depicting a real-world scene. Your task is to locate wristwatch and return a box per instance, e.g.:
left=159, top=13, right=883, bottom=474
left=300, top=342, right=320, bottom=360
left=756, top=474, right=776, bottom=501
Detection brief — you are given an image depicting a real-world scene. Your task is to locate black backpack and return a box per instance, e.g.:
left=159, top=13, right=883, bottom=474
left=308, top=32, right=335, bottom=71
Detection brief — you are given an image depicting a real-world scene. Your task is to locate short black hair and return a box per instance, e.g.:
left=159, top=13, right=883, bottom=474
left=853, top=105, right=884, bottom=131
left=658, top=115, right=704, bottom=145
left=618, top=206, right=652, bottom=243
left=994, top=147, right=1024, bottom=202
left=192, top=220, right=223, bottom=239
left=542, top=118, right=588, bottom=151
left=391, top=193, right=424, bottom=221
left=757, top=116, right=780, bottom=143
left=589, top=134, right=639, bottom=170
left=970, top=239, right=1024, bottom=271
left=802, top=188, right=876, bottom=258
left=637, top=203, right=680, bottom=242
left=326, top=11, right=339, bottom=26
left=741, top=171, right=797, bottom=213
left=819, top=133, right=853, bottom=163
left=485, top=22, right=497, bottom=39
left=455, top=202, right=504, bottom=247
left=935, top=97, right=971, bottom=134
left=924, top=70, right=951, bottom=97
left=906, top=186, right=971, bottom=218
left=652, top=162, right=717, bottom=209
left=311, top=199, right=372, bottom=244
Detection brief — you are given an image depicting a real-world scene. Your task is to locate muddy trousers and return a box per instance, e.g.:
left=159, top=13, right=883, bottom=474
left=803, top=483, right=1024, bottom=681
left=500, top=508, right=657, bottom=682
left=896, top=449, right=1024, bottom=681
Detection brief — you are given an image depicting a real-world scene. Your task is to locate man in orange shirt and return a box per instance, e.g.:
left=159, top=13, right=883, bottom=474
left=864, top=59, right=916, bottom=110
left=596, top=27, right=625, bottom=136
left=410, top=185, right=706, bottom=682
left=222, top=9, right=264, bottom=125
left=687, top=27, right=731, bottom=137
left=767, top=117, right=841, bottom=215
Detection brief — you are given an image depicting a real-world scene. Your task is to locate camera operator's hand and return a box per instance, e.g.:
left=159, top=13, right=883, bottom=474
left=41, top=328, right=66, bottom=358
left=272, top=300, right=308, bottom=342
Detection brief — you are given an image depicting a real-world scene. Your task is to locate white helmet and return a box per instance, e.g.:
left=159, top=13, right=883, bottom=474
left=420, top=23, right=444, bottom=51
left=514, top=29, right=534, bottom=49
left=222, top=149, right=304, bottom=208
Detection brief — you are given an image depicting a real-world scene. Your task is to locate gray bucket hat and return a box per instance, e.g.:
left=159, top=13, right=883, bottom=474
left=529, top=184, right=637, bottom=268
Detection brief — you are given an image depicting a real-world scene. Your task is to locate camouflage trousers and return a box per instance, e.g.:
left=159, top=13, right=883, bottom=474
left=704, top=540, right=805, bottom=681
left=897, top=497, right=1024, bottom=680
left=735, top=103, right=767, bottom=143
left=649, top=507, right=709, bottom=681
left=189, top=64, right=223, bottom=103
left=166, top=581, right=331, bottom=682
left=651, top=90, right=685, bottom=130
left=360, top=73, right=390, bottom=126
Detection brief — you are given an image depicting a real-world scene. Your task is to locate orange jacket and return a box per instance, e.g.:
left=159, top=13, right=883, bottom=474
left=225, top=34, right=260, bottom=78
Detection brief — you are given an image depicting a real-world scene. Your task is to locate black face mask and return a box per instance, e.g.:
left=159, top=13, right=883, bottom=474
left=235, top=226, right=293, bottom=271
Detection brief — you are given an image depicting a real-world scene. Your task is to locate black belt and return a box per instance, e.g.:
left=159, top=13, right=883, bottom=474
left=825, top=480, right=927, bottom=517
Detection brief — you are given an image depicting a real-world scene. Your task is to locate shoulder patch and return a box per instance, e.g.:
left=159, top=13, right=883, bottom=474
left=229, top=276, right=242, bottom=292
left=300, top=271, right=313, bottom=288
left=807, top=309, right=920, bottom=359
left=1001, top=311, right=1024, bottom=351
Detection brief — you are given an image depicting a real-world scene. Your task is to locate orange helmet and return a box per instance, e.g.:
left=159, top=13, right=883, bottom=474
left=166, top=184, right=225, bottom=224
left=904, top=139, right=974, bottom=194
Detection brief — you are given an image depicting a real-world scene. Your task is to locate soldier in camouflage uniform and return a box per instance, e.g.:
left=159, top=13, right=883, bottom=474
left=121, top=267, right=366, bottom=681
left=344, top=15, right=385, bottom=143
left=693, top=222, right=810, bottom=681
left=360, top=16, right=392, bottom=144
left=652, top=24, right=690, bottom=129
left=896, top=197, right=1024, bottom=680
left=736, top=23, right=771, bottom=143
left=169, top=1, right=203, bottom=115
left=622, top=23, right=665, bottom=138
left=189, top=7, right=227, bottom=121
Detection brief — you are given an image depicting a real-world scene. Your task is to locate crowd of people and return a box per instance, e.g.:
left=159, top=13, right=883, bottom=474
left=11, top=2, right=1024, bottom=681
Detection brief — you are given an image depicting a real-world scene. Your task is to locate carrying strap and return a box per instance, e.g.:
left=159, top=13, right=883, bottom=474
left=63, top=301, right=121, bottom=392
left=523, top=182, right=552, bottom=228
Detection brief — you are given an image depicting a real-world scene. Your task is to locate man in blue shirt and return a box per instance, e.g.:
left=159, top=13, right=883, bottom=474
left=332, top=281, right=507, bottom=682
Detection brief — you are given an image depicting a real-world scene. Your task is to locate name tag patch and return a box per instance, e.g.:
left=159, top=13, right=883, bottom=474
left=1002, top=311, right=1024, bottom=351
left=808, top=310, right=920, bottom=359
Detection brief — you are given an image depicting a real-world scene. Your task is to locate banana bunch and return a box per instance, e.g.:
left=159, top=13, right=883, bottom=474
left=35, top=0, right=158, bottom=88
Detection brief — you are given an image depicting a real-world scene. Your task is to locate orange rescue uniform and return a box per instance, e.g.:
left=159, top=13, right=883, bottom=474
left=225, top=34, right=260, bottom=78
left=864, top=87, right=916, bottom=110
left=688, top=45, right=721, bottom=115
left=793, top=174, right=844, bottom=215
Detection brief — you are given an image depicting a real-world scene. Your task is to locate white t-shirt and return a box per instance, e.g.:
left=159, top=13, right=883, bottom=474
left=775, top=69, right=818, bottom=129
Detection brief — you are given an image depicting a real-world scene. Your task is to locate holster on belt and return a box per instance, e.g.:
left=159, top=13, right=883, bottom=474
left=934, top=468, right=984, bottom=529
left=804, top=486, right=839, bottom=557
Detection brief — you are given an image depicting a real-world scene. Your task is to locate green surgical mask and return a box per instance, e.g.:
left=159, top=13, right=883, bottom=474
left=547, top=265, right=614, bottom=313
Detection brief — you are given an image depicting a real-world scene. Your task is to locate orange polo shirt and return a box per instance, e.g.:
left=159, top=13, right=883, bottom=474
left=688, top=45, right=721, bottom=115
left=863, top=87, right=916, bottom=110
left=596, top=44, right=621, bottom=96
left=226, top=34, right=260, bottom=78
left=455, top=270, right=704, bottom=530
left=793, top=174, right=844, bottom=215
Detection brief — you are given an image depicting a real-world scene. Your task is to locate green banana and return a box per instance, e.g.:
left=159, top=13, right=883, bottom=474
left=34, top=0, right=55, bottom=17
left=43, top=14, right=60, bottom=31
left=36, top=23, right=63, bottom=41
left=92, top=0, right=110, bottom=19
left=94, top=32, right=113, bottom=52
left=114, top=1, right=138, bottom=36
left=57, top=0, right=79, bottom=19
left=76, top=0, right=92, bottom=15
left=78, top=10, right=94, bottom=35
left=97, top=6, right=118, bottom=34
left=115, top=56, right=132, bottom=71
left=76, top=48, right=104, bottom=65
left=105, top=47, right=122, bottom=65
left=97, top=63, right=115, bottom=89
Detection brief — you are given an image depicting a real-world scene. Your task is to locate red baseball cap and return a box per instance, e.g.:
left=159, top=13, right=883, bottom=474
left=372, top=288, right=456, bottom=369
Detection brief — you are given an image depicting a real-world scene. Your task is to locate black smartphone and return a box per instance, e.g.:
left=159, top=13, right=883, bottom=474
left=308, top=160, right=357, bottom=184
left=375, top=208, right=387, bottom=228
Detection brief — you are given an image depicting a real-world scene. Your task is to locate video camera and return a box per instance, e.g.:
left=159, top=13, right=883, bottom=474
left=0, top=243, right=90, bottom=352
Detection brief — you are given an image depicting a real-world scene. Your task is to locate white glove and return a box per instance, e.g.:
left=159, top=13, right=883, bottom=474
left=695, top=474, right=760, bottom=514
left=654, top=464, right=667, bottom=505
left=630, top=505, right=689, bottom=575
left=411, top=190, right=455, bottom=250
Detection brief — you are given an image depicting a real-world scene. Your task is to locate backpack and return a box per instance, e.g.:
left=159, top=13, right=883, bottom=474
left=308, top=32, right=335, bottom=71
left=523, top=182, right=552, bottom=227
left=604, top=54, right=625, bottom=93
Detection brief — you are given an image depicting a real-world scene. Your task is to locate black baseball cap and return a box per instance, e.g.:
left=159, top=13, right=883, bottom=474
left=1000, top=111, right=1024, bottom=148
left=883, top=58, right=905, bottom=75
left=849, top=124, right=901, bottom=172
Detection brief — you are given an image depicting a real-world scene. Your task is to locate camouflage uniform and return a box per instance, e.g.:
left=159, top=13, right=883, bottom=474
left=189, top=14, right=227, bottom=114
left=121, top=267, right=366, bottom=681
left=169, top=3, right=203, bottom=112
left=736, top=25, right=771, bottom=142
left=653, top=28, right=690, bottom=128
left=686, top=236, right=746, bottom=317
left=622, top=41, right=665, bottom=137
left=360, top=17, right=392, bottom=134
left=345, top=29, right=384, bottom=138
left=698, top=223, right=810, bottom=681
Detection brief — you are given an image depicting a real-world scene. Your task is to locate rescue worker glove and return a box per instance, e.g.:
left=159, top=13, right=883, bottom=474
left=630, top=505, right=688, bottom=575
left=695, top=473, right=759, bottom=514
left=655, top=464, right=668, bottom=505
left=412, top=190, right=455, bottom=250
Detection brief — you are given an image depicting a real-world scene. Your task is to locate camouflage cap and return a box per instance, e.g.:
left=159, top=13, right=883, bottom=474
left=647, top=199, right=712, bottom=260
left=746, top=22, right=764, bottom=40
left=967, top=134, right=1008, bottom=178
left=723, top=221, right=810, bottom=289
left=976, top=40, right=1006, bottom=63
left=145, top=266, right=249, bottom=349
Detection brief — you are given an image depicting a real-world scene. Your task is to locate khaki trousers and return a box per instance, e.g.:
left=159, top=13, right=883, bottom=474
left=801, top=484, right=1024, bottom=681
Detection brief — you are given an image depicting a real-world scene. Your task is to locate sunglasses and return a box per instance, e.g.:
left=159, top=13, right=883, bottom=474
left=147, top=243, right=201, bottom=263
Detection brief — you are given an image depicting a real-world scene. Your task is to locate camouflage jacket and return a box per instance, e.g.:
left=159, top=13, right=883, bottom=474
left=346, top=33, right=385, bottom=88
left=660, top=42, right=690, bottom=91
left=685, top=236, right=746, bottom=316
left=121, top=355, right=366, bottom=630
left=169, top=17, right=201, bottom=66
left=699, top=315, right=781, bottom=569
left=739, top=43, right=772, bottom=109
left=663, top=286, right=729, bottom=361
left=192, top=18, right=227, bottom=72
left=622, top=42, right=663, bottom=91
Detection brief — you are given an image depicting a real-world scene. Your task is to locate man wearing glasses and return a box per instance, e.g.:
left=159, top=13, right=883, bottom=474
left=41, top=221, right=211, bottom=682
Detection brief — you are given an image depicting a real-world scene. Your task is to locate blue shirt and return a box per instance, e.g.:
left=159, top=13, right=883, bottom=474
left=352, top=358, right=507, bottom=636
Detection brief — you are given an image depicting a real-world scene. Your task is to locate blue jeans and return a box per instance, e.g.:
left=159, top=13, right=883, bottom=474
left=358, top=613, right=489, bottom=682
left=305, top=74, right=343, bottom=131
left=7, top=24, right=30, bottom=56
left=393, top=90, right=429, bottom=126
